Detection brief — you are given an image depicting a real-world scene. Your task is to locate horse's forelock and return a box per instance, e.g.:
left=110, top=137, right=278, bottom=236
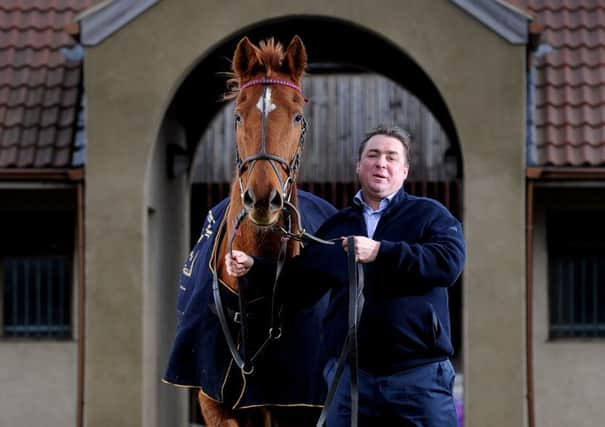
left=257, top=38, right=285, bottom=76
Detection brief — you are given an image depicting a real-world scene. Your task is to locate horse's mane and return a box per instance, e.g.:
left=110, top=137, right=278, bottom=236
left=223, top=38, right=288, bottom=100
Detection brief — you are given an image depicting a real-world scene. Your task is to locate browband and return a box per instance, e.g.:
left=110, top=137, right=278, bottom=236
left=240, top=78, right=306, bottom=101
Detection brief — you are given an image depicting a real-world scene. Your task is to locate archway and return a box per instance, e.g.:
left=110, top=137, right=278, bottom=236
left=163, top=17, right=464, bottom=423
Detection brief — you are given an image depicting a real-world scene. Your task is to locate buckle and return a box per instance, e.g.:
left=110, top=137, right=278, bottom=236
left=233, top=312, right=241, bottom=324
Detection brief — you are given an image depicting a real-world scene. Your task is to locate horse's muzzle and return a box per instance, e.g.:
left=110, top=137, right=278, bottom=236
left=242, top=187, right=283, bottom=226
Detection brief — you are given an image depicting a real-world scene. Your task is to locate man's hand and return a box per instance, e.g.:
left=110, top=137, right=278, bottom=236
left=225, top=250, right=254, bottom=277
left=341, top=236, right=381, bottom=263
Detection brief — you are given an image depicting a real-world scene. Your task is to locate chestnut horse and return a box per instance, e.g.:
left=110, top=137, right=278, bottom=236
left=164, top=36, right=336, bottom=426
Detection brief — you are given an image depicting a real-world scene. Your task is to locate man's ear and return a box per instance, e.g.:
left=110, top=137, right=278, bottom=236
left=402, top=165, right=409, bottom=180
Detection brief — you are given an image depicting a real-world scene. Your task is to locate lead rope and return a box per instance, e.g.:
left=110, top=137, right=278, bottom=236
left=316, top=236, right=365, bottom=427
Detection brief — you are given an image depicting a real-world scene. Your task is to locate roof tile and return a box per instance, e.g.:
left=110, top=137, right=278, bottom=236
left=2, top=125, right=20, bottom=146
left=536, top=103, right=605, bottom=126
left=0, top=0, right=93, bottom=169
left=34, top=144, right=52, bottom=167
left=38, top=126, right=56, bottom=147
left=40, top=105, right=59, bottom=127
left=51, top=146, right=71, bottom=167
left=0, top=144, right=17, bottom=167
left=16, top=144, right=34, bottom=167
left=20, top=126, right=38, bottom=147
left=55, top=127, right=74, bottom=148
left=536, top=83, right=605, bottom=106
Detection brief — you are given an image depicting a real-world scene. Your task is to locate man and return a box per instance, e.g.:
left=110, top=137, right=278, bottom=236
left=227, top=125, right=465, bottom=426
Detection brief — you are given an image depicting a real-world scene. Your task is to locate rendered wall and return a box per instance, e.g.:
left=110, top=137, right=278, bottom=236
left=0, top=342, right=77, bottom=427
left=532, top=188, right=605, bottom=427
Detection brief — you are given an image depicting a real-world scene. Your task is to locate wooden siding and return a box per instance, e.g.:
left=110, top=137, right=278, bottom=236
left=192, top=74, right=454, bottom=183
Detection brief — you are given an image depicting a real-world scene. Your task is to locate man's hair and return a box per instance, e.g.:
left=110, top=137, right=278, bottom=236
left=358, top=124, right=411, bottom=163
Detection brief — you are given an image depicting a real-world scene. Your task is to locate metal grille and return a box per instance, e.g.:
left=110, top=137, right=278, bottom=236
left=549, top=255, right=605, bottom=338
left=547, top=210, right=605, bottom=339
left=2, top=257, right=72, bottom=338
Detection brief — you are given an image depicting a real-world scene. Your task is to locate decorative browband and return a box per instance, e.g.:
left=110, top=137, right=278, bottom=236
left=240, top=78, right=306, bottom=101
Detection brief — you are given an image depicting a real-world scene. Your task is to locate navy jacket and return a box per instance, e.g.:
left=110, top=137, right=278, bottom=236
left=163, top=190, right=337, bottom=408
left=280, top=188, right=466, bottom=374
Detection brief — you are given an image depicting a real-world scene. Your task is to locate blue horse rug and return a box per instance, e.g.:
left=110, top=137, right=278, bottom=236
left=163, top=190, right=337, bottom=409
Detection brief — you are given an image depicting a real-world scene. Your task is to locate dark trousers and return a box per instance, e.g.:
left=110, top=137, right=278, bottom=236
left=323, top=359, right=458, bottom=427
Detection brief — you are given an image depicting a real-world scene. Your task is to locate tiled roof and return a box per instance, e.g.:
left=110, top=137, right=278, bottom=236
left=512, top=0, right=605, bottom=166
left=2, top=0, right=604, bottom=169
left=0, top=0, right=93, bottom=169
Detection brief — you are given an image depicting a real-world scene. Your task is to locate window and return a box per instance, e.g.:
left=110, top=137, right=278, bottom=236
left=2, top=256, right=72, bottom=337
left=0, top=189, right=76, bottom=339
left=547, top=210, right=605, bottom=338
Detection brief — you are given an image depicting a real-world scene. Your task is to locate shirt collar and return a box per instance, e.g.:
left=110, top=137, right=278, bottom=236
left=353, top=190, right=397, bottom=213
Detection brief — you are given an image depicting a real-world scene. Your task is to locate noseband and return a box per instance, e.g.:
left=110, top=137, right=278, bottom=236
left=234, top=78, right=307, bottom=208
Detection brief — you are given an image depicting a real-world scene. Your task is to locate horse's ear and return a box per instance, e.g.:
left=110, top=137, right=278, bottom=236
left=284, top=35, right=307, bottom=83
left=233, top=36, right=260, bottom=79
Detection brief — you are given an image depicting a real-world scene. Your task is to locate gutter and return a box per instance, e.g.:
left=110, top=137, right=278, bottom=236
left=525, top=21, right=548, bottom=427
left=527, top=167, right=605, bottom=181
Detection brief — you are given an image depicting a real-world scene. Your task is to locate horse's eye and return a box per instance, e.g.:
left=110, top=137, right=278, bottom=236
left=293, top=113, right=304, bottom=124
left=234, top=113, right=242, bottom=126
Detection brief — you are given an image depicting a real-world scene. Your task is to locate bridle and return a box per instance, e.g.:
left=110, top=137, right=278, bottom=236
left=234, top=78, right=307, bottom=212
left=212, top=77, right=321, bottom=380
left=231, top=77, right=334, bottom=245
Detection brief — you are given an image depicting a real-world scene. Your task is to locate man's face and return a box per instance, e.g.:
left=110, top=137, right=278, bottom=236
left=356, top=134, right=409, bottom=207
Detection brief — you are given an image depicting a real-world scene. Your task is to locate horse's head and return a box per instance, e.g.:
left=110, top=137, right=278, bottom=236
left=230, top=36, right=307, bottom=226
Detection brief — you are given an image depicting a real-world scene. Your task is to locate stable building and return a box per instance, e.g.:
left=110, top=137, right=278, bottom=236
left=0, top=1, right=603, bottom=427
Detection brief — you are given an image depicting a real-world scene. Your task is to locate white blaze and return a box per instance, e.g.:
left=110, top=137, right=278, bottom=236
left=256, top=87, right=276, bottom=115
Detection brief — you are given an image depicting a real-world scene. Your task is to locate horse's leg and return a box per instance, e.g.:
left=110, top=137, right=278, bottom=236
left=198, top=391, right=239, bottom=427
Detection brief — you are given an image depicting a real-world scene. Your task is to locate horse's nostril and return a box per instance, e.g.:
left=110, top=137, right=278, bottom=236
left=269, top=189, right=283, bottom=211
left=243, top=188, right=254, bottom=209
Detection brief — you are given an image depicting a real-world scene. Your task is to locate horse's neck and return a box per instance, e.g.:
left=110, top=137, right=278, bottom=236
left=217, top=189, right=300, bottom=291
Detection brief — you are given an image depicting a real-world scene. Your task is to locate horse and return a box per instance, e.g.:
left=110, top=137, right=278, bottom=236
left=163, top=36, right=337, bottom=427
